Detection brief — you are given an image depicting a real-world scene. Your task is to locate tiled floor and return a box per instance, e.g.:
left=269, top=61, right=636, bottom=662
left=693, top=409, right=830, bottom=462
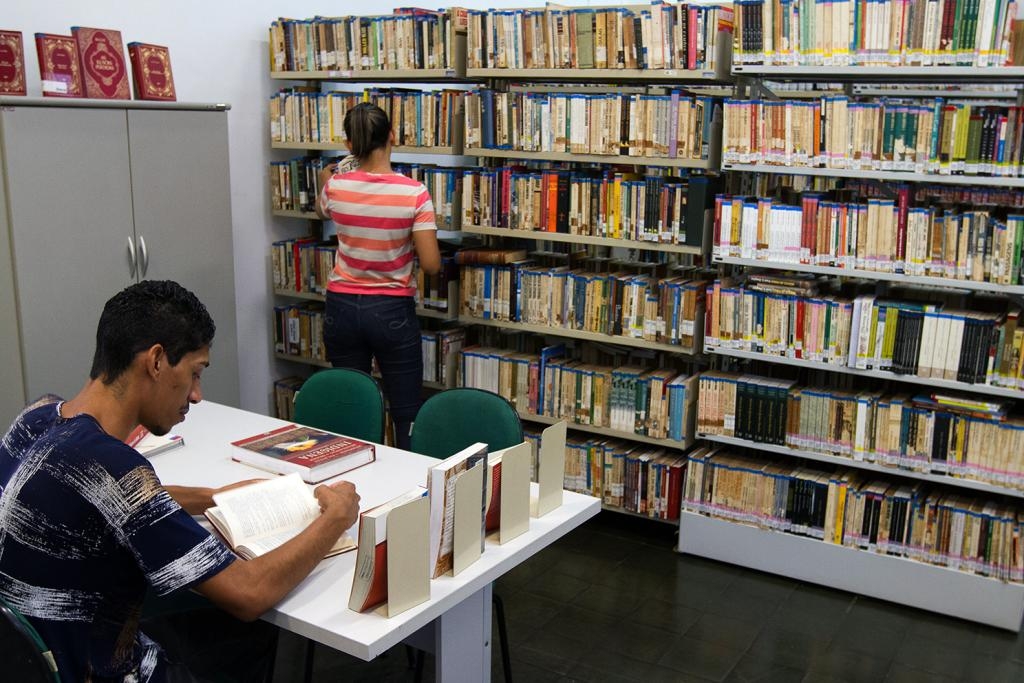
left=272, top=512, right=1024, bottom=682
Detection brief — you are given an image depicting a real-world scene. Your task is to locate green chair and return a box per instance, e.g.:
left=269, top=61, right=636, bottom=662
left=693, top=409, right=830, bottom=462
left=410, top=388, right=522, bottom=683
left=410, top=387, right=524, bottom=459
left=292, top=368, right=386, bottom=683
left=293, top=368, right=386, bottom=443
left=0, top=597, right=59, bottom=682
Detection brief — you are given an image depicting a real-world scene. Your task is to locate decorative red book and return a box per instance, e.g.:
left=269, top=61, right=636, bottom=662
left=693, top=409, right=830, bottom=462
left=230, top=423, right=376, bottom=483
left=34, top=33, right=82, bottom=97
left=0, top=30, right=26, bottom=95
left=127, top=42, right=176, bottom=101
left=71, top=26, right=130, bottom=99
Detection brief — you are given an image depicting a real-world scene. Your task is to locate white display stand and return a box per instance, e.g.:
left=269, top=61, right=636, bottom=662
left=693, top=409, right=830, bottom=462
left=677, top=512, right=1024, bottom=631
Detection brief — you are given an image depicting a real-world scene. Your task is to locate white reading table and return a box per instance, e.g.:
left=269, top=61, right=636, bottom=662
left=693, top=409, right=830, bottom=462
left=150, top=401, right=600, bottom=682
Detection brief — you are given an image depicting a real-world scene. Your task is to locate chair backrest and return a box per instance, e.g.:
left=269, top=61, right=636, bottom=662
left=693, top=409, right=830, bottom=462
left=410, top=388, right=523, bottom=459
left=293, top=369, right=386, bottom=443
left=0, top=597, right=59, bottom=682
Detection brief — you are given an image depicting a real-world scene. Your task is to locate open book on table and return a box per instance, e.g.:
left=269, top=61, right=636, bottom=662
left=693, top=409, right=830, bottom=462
left=204, top=473, right=356, bottom=560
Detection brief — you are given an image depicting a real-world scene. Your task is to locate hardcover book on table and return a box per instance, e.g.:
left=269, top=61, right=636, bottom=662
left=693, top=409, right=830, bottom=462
left=71, top=26, right=130, bottom=99
left=34, top=33, right=82, bottom=97
left=230, top=424, right=376, bottom=483
left=127, top=42, right=175, bottom=101
left=348, top=486, right=427, bottom=613
left=427, top=441, right=488, bottom=578
left=0, top=30, right=26, bottom=95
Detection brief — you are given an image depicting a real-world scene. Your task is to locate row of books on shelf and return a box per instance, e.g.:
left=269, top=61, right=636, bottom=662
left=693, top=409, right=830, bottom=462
left=462, top=168, right=709, bottom=245
left=273, top=302, right=326, bottom=361
left=732, top=0, right=1023, bottom=68
left=464, top=89, right=717, bottom=161
left=272, top=237, right=460, bottom=312
left=275, top=315, right=466, bottom=385
left=271, top=157, right=463, bottom=226
left=466, top=4, right=732, bottom=72
left=713, top=191, right=1024, bottom=285
left=721, top=172, right=1024, bottom=210
left=705, top=276, right=1024, bottom=388
left=0, top=28, right=175, bottom=100
left=459, top=343, right=698, bottom=442
left=722, top=97, right=1024, bottom=178
left=415, top=257, right=459, bottom=313
left=458, top=255, right=707, bottom=349
left=269, top=9, right=462, bottom=74
left=273, top=376, right=306, bottom=421
left=271, top=237, right=334, bottom=296
left=270, top=156, right=330, bottom=214
left=683, top=446, right=1024, bottom=583
left=421, top=327, right=466, bottom=387
left=541, top=429, right=687, bottom=520
left=697, top=370, right=1024, bottom=489
left=270, top=87, right=464, bottom=148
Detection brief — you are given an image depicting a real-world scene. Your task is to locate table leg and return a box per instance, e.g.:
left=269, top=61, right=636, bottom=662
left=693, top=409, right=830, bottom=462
left=434, top=583, right=492, bottom=683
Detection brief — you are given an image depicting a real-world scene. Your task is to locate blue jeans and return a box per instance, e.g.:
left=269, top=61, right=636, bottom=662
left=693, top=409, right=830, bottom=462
left=324, top=292, right=422, bottom=450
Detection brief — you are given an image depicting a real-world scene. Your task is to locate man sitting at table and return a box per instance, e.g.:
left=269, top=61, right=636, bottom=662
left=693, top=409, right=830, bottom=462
left=0, top=280, right=361, bottom=682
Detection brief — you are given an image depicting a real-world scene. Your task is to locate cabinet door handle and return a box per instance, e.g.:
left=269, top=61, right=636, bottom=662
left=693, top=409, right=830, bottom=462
left=138, top=235, right=149, bottom=278
left=127, top=236, right=137, bottom=278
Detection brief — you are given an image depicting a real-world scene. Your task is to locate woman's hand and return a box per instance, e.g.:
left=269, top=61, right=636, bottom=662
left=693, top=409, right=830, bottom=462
left=317, top=163, right=338, bottom=190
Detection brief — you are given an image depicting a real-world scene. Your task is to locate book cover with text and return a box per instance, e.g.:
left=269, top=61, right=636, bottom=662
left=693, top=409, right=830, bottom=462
left=0, top=31, right=26, bottom=95
left=34, top=33, right=82, bottom=97
left=231, top=424, right=375, bottom=483
left=127, top=42, right=176, bottom=101
left=71, top=26, right=130, bottom=99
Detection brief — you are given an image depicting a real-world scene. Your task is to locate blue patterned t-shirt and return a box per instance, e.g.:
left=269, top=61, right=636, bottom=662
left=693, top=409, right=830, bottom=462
left=0, top=396, right=236, bottom=682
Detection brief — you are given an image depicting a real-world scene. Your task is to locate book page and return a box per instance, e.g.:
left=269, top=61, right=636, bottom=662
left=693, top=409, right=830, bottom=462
left=438, top=464, right=464, bottom=564
left=238, top=527, right=356, bottom=560
left=212, top=473, right=319, bottom=545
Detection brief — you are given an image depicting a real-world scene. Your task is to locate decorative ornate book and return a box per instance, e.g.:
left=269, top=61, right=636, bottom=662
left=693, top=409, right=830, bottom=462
left=127, top=42, right=176, bottom=101
left=71, top=26, right=130, bottom=99
left=34, top=33, right=82, bottom=97
left=0, top=30, right=26, bottom=95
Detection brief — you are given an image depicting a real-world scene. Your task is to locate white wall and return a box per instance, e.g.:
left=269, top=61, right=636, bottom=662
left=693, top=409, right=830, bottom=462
left=7, top=0, right=582, bottom=414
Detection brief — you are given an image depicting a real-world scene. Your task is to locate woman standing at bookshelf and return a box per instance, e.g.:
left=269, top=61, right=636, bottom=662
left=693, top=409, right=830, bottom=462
left=316, top=102, right=441, bottom=450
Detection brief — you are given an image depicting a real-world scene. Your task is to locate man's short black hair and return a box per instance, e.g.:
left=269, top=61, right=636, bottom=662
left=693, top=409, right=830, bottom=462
left=89, top=280, right=216, bottom=384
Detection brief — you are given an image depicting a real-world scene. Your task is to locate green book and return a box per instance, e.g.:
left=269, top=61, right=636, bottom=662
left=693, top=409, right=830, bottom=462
left=882, top=107, right=896, bottom=164
left=575, top=9, right=596, bottom=69
left=966, top=112, right=984, bottom=167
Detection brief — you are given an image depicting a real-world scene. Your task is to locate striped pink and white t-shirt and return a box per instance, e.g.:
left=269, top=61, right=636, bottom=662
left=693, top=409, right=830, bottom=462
left=320, top=170, right=437, bottom=296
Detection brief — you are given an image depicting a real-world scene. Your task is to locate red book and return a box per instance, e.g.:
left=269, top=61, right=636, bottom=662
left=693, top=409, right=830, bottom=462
left=545, top=172, right=558, bottom=231
left=127, top=42, right=176, bottom=101
left=484, top=459, right=502, bottom=532
left=71, top=26, right=130, bottom=99
left=34, top=33, right=82, bottom=97
left=230, top=424, right=376, bottom=483
left=0, top=30, right=26, bottom=95
left=393, top=7, right=444, bottom=16
left=895, top=185, right=910, bottom=272
left=348, top=487, right=426, bottom=613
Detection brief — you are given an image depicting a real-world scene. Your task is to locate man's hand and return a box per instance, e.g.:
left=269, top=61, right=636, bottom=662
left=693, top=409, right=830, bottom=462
left=314, top=480, right=360, bottom=529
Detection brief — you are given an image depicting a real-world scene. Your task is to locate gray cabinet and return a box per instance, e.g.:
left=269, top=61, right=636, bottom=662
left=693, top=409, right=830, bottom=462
left=0, top=99, right=239, bottom=424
